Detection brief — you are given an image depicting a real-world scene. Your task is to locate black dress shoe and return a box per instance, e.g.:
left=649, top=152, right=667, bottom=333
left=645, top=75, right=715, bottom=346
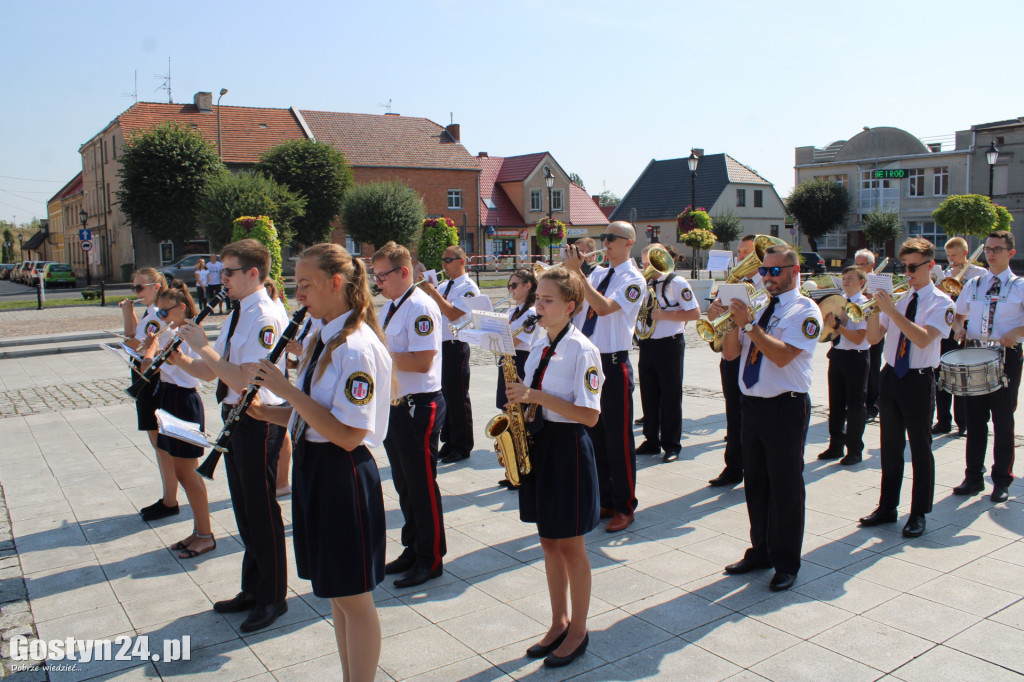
left=440, top=452, right=469, bottom=464
left=141, top=502, right=179, bottom=521
left=902, top=514, right=926, bottom=538
left=953, top=479, right=985, bottom=495
left=139, top=498, right=166, bottom=516
left=240, top=601, right=288, bottom=633
left=709, top=470, right=743, bottom=487
left=953, top=428, right=967, bottom=438
left=817, top=447, right=842, bottom=460
left=839, top=453, right=862, bottom=466
left=865, top=412, right=878, bottom=423
left=636, top=440, right=660, bottom=455
left=931, top=422, right=952, bottom=435
left=991, top=486, right=1010, bottom=503
left=770, top=572, right=797, bottom=591
left=858, top=508, right=898, bottom=526
left=662, top=450, right=680, bottom=463
left=724, top=557, right=772, bottom=574
left=634, top=417, right=645, bottom=426
left=544, top=633, right=589, bottom=668
left=384, top=550, right=416, bottom=575
left=213, top=591, right=258, bottom=613
left=526, top=626, right=569, bottom=658
left=394, top=565, right=443, bottom=588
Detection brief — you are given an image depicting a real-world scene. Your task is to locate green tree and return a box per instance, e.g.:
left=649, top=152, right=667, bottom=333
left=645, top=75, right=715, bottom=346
left=569, top=172, right=585, bottom=189
left=340, top=181, right=424, bottom=252
left=931, top=194, right=998, bottom=238
left=418, top=217, right=459, bottom=272
left=994, top=204, right=1013, bottom=232
left=196, top=172, right=306, bottom=250
left=231, top=216, right=286, bottom=303
left=711, top=211, right=744, bottom=249
left=2, top=228, right=14, bottom=263
left=116, top=122, right=224, bottom=242
left=785, top=178, right=851, bottom=252
left=861, top=209, right=903, bottom=251
left=598, top=190, right=620, bottom=206
left=255, top=139, right=353, bottom=247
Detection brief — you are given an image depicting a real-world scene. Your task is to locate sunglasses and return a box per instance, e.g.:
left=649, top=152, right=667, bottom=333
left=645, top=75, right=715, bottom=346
left=441, top=256, right=462, bottom=264
left=599, top=233, right=625, bottom=242
left=222, top=265, right=255, bottom=277
left=758, top=264, right=795, bottom=277
left=507, top=281, right=524, bottom=290
left=902, top=261, right=931, bottom=273
left=155, top=304, right=179, bottom=319
left=373, top=266, right=400, bottom=284
left=132, top=283, right=158, bottom=293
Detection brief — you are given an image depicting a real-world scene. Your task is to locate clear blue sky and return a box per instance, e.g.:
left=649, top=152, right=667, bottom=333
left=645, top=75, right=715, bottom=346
left=2, top=0, right=1021, bottom=226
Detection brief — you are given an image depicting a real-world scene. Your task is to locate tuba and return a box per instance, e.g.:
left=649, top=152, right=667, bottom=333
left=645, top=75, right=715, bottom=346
left=485, top=315, right=539, bottom=487
left=696, top=288, right=769, bottom=352
left=722, top=235, right=787, bottom=285
left=635, top=245, right=675, bottom=340
left=938, top=244, right=985, bottom=299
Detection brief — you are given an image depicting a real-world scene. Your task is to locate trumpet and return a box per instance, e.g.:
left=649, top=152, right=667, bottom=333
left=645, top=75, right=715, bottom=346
left=696, top=288, right=769, bottom=351
left=872, top=257, right=889, bottom=275
left=845, top=283, right=911, bottom=322
left=635, top=245, right=675, bottom=340
left=531, top=247, right=608, bottom=277
left=938, top=243, right=985, bottom=299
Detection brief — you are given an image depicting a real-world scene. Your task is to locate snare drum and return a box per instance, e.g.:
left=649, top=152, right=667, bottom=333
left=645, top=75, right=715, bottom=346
left=938, top=347, right=1005, bottom=396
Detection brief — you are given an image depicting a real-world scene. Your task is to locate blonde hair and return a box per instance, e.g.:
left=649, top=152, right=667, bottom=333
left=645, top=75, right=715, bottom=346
left=539, top=267, right=585, bottom=315
left=944, top=237, right=968, bottom=251
left=371, top=241, right=412, bottom=269
left=133, top=267, right=168, bottom=294
left=899, top=237, right=935, bottom=261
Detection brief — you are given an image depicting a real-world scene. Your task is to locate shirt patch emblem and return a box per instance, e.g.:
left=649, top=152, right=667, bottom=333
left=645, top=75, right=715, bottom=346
left=944, top=307, right=955, bottom=326
left=259, top=325, right=276, bottom=349
left=523, top=321, right=536, bottom=334
left=585, top=366, right=600, bottom=393
left=144, top=321, right=160, bottom=335
left=625, top=284, right=642, bottom=303
left=415, top=315, right=434, bottom=336
left=345, top=371, right=374, bottom=405
left=463, top=291, right=476, bottom=297
left=681, top=288, right=693, bottom=302
left=802, top=318, right=820, bottom=339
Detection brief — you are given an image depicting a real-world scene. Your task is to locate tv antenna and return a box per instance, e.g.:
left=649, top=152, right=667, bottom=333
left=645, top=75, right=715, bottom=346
left=122, top=70, right=138, bottom=104
left=379, top=98, right=392, bottom=113
left=154, top=57, right=172, bottom=103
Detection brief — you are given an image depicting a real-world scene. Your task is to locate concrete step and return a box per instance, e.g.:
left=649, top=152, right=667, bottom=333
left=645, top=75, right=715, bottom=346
left=0, top=323, right=225, bottom=360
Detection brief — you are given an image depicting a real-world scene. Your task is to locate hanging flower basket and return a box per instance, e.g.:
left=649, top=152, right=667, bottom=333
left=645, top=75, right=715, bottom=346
left=675, top=206, right=713, bottom=239
left=535, top=217, right=566, bottom=249
left=417, top=217, right=459, bottom=271
left=231, top=215, right=285, bottom=306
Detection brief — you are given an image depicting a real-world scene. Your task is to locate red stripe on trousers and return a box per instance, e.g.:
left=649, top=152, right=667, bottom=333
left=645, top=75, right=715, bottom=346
left=422, top=402, right=442, bottom=570
left=620, top=362, right=635, bottom=501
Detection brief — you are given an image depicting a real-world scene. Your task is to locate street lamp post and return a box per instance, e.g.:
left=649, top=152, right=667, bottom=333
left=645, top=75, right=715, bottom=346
left=80, top=209, right=91, bottom=287
left=687, top=151, right=699, bottom=277
left=986, top=139, right=999, bottom=199
left=18, top=234, right=23, bottom=263
left=544, top=166, right=555, bottom=264
left=216, top=88, right=229, bottom=161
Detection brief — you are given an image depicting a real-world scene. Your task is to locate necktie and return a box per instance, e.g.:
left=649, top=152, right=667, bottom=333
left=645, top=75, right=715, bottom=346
left=581, top=267, right=615, bottom=337
left=741, top=296, right=779, bottom=388
left=893, top=292, right=918, bottom=379
left=290, top=335, right=326, bottom=467
left=215, top=303, right=241, bottom=403
left=983, top=277, right=1001, bottom=338
left=443, top=279, right=454, bottom=298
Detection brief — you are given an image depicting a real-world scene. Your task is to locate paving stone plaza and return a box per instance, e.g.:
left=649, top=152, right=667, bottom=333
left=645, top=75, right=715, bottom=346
left=0, top=309, right=1021, bottom=681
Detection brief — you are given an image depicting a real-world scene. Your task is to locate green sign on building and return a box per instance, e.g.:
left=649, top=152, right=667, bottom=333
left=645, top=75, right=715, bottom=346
left=873, top=169, right=907, bottom=180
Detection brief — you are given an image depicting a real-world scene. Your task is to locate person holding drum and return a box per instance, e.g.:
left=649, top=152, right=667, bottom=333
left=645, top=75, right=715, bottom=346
left=858, top=238, right=955, bottom=539
left=951, top=230, right=1024, bottom=504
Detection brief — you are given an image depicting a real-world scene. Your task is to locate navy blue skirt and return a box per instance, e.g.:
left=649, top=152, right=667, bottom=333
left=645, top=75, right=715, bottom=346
left=132, top=364, right=160, bottom=432
left=156, top=383, right=205, bottom=458
left=292, top=441, right=386, bottom=598
left=518, top=422, right=600, bottom=539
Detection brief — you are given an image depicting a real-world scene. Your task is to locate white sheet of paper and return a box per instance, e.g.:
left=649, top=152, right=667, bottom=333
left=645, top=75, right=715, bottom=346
left=423, top=269, right=439, bottom=286
left=99, top=343, right=138, bottom=369
left=866, top=273, right=893, bottom=294
left=156, top=409, right=212, bottom=449
left=830, top=275, right=843, bottom=289
left=119, top=342, right=143, bottom=361
left=705, top=250, right=734, bottom=272
left=717, top=283, right=752, bottom=306
left=471, top=311, right=515, bottom=354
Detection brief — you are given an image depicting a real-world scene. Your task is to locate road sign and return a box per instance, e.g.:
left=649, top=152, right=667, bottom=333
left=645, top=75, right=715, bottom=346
left=79, top=228, right=92, bottom=241
left=81, top=240, right=93, bottom=252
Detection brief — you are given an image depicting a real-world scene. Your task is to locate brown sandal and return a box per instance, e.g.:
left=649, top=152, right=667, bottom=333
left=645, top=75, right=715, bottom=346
left=170, top=529, right=197, bottom=551
left=178, top=534, right=216, bottom=559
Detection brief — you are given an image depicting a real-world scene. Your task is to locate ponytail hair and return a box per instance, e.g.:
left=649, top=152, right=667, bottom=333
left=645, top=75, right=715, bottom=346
left=161, top=280, right=198, bottom=318
left=508, top=268, right=537, bottom=321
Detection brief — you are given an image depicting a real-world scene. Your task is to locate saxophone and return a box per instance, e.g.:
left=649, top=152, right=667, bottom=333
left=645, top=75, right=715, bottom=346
left=485, top=314, right=539, bottom=487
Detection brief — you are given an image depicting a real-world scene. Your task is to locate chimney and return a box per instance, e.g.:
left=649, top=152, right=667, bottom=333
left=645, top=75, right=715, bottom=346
left=194, top=92, right=213, bottom=112
left=445, top=123, right=461, bottom=142
left=477, top=152, right=488, bottom=158
left=691, top=148, right=705, bottom=158
left=927, top=143, right=941, bottom=152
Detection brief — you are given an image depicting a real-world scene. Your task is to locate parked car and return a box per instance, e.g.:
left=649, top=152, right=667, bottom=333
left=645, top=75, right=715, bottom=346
left=799, top=251, right=826, bottom=276
left=0, top=263, right=14, bottom=280
left=40, top=262, right=76, bottom=288
left=13, top=261, right=32, bottom=284
left=25, top=261, right=55, bottom=286
left=158, top=254, right=212, bottom=286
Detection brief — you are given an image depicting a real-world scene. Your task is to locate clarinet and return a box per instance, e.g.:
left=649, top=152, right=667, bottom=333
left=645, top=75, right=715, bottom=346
left=196, top=306, right=308, bottom=480
left=125, top=290, right=230, bottom=399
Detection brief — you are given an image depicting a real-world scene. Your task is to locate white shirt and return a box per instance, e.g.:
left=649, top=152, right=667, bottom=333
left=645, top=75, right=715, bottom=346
left=509, top=305, right=538, bottom=348
left=439, top=273, right=481, bottom=342
left=575, top=259, right=646, bottom=352
left=287, top=312, right=393, bottom=448
left=879, top=283, right=954, bottom=369
left=212, top=288, right=289, bottom=405
left=197, top=269, right=209, bottom=287
left=383, top=286, right=442, bottom=395
left=206, top=261, right=223, bottom=285
left=941, top=262, right=987, bottom=285
left=135, top=305, right=165, bottom=342
left=157, top=337, right=202, bottom=390
left=955, top=269, right=1024, bottom=343
left=738, top=288, right=821, bottom=397
left=296, top=317, right=323, bottom=352
left=835, top=292, right=870, bottom=351
left=521, top=325, right=603, bottom=424
left=648, top=273, right=699, bottom=339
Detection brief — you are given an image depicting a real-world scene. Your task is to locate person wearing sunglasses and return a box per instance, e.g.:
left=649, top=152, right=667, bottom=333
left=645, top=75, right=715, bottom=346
left=370, top=241, right=448, bottom=589
left=859, top=238, right=955, bottom=540
left=952, top=230, right=1024, bottom=504
left=720, top=244, right=822, bottom=592
left=418, top=245, right=480, bottom=465
left=176, top=239, right=291, bottom=632
left=563, top=221, right=646, bottom=533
